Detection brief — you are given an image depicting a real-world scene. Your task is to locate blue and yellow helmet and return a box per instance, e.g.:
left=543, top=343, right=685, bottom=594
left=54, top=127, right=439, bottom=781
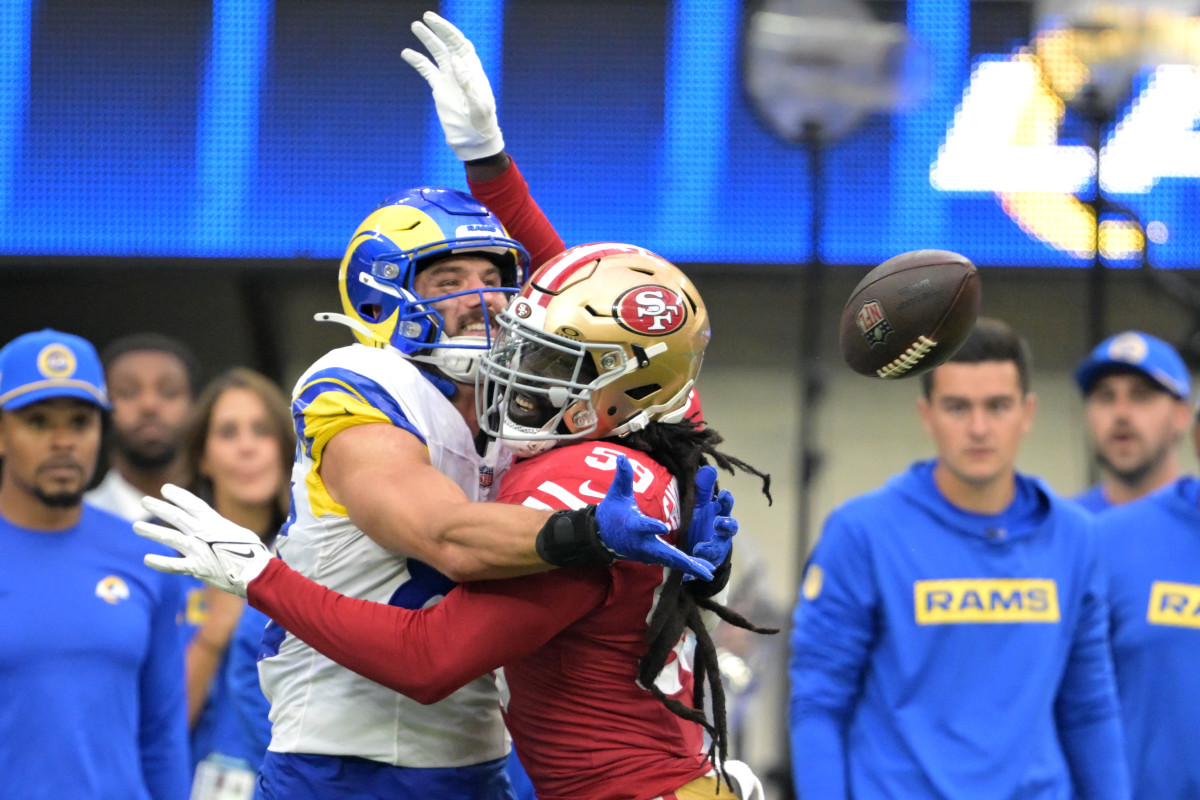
left=329, top=187, right=530, bottom=380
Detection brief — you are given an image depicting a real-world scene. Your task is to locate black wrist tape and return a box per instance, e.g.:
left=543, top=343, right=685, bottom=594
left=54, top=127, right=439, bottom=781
left=691, top=551, right=733, bottom=599
left=465, top=153, right=509, bottom=169
left=534, top=507, right=614, bottom=569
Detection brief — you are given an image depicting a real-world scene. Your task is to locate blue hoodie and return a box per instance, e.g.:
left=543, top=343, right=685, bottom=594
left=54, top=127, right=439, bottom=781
left=1094, top=477, right=1200, bottom=800
left=1072, top=484, right=1112, bottom=514
left=789, top=460, right=1128, bottom=800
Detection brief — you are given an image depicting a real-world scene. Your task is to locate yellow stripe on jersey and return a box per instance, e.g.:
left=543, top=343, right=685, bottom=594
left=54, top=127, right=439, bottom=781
left=293, top=367, right=429, bottom=518
left=184, top=586, right=208, bottom=626
left=662, top=775, right=740, bottom=800
left=299, top=387, right=402, bottom=518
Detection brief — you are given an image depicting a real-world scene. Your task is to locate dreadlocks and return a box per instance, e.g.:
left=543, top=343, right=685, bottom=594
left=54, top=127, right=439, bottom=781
left=617, top=420, right=776, bottom=789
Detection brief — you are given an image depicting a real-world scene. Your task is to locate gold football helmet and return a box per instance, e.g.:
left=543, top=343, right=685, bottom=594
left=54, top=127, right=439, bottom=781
left=476, top=243, right=709, bottom=454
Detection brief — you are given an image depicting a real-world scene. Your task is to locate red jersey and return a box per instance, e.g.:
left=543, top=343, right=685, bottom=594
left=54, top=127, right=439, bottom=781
left=248, top=442, right=711, bottom=800
left=493, top=443, right=708, bottom=800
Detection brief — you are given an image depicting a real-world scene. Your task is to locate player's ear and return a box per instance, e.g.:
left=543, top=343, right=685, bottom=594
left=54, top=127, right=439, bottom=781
left=1021, top=392, right=1038, bottom=433
left=916, top=395, right=934, bottom=435
left=1172, top=397, right=1192, bottom=436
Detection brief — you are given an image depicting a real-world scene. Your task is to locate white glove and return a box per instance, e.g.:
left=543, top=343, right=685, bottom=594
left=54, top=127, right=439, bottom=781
left=402, top=11, right=505, bottom=161
left=134, top=484, right=273, bottom=598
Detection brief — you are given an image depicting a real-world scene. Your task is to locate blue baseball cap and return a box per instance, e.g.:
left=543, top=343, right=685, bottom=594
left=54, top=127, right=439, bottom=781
left=0, top=329, right=110, bottom=411
left=1075, top=331, right=1191, bottom=400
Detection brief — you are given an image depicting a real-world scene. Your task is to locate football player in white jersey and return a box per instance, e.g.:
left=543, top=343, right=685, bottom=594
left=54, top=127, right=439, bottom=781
left=135, top=188, right=720, bottom=800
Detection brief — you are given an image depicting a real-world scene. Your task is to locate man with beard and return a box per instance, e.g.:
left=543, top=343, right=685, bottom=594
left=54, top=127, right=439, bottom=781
left=1073, top=331, right=1191, bottom=512
left=83, top=334, right=229, bottom=758
left=0, top=328, right=189, bottom=799
left=87, top=333, right=200, bottom=522
left=1082, top=357, right=1200, bottom=798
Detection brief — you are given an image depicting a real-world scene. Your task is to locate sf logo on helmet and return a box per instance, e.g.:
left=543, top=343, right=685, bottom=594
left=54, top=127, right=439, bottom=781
left=614, top=285, right=688, bottom=336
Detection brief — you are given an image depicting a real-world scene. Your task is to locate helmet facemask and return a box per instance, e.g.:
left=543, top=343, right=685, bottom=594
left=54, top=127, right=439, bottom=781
left=478, top=314, right=609, bottom=455
left=477, top=242, right=708, bottom=455
left=404, top=255, right=519, bottom=384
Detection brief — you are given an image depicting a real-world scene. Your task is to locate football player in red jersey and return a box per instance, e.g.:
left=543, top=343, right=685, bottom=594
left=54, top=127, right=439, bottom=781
left=137, top=243, right=773, bottom=800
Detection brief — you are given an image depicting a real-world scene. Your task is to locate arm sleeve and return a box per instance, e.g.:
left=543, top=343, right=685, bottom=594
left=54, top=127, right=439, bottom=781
left=248, top=558, right=609, bottom=704
left=1055, top=537, right=1131, bottom=800
left=467, top=157, right=566, bottom=269
left=789, top=512, right=877, bottom=800
left=139, top=575, right=192, bottom=800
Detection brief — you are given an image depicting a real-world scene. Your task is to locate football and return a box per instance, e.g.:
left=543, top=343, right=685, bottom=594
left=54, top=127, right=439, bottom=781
left=838, top=249, right=982, bottom=379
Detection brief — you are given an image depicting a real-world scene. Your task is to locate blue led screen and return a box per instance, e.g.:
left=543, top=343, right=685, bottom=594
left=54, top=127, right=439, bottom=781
left=1, top=0, right=1197, bottom=267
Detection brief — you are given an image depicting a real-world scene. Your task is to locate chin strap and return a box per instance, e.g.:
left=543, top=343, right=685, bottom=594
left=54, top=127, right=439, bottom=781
left=499, top=415, right=562, bottom=458
left=414, top=337, right=484, bottom=383
left=609, top=378, right=696, bottom=438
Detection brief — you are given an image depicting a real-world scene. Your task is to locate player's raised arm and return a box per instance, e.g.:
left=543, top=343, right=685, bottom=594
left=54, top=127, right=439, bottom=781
left=403, top=11, right=566, bottom=267
left=402, top=11, right=505, bottom=162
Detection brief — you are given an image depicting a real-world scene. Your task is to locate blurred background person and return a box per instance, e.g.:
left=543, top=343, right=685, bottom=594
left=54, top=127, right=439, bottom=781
left=1073, top=331, right=1192, bottom=512
left=0, top=328, right=189, bottom=800
left=1089, top=394, right=1200, bottom=799
left=789, top=318, right=1127, bottom=800
left=87, top=333, right=202, bottom=521
left=711, top=540, right=787, bottom=757
left=179, top=367, right=295, bottom=799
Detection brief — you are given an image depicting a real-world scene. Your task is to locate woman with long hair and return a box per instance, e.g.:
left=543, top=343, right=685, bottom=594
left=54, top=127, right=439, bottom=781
left=179, top=368, right=293, bottom=797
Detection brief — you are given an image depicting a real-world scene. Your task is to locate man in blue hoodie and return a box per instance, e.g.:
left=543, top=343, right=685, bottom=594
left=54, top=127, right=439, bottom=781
left=789, top=317, right=1128, bottom=800
left=1087, top=404, right=1200, bottom=800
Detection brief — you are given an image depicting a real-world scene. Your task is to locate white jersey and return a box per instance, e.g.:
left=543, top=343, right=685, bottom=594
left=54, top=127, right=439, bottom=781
left=85, top=469, right=153, bottom=522
left=259, top=343, right=511, bottom=767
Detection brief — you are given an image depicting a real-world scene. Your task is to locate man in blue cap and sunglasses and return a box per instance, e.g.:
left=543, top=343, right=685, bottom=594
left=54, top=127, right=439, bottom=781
left=0, top=329, right=189, bottom=800
left=1073, top=330, right=1192, bottom=512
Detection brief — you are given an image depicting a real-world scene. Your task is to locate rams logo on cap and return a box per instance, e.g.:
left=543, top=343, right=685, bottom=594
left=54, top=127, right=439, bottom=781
left=1106, top=332, right=1149, bottom=365
left=95, top=575, right=130, bottom=605
left=37, top=344, right=77, bottom=379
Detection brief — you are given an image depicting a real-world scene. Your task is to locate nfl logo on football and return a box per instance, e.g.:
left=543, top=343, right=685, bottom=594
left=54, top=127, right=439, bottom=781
left=856, top=300, right=893, bottom=346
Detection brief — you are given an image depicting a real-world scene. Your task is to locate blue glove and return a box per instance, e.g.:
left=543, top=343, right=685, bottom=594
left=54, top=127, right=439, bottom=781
left=596, top=455, right=715, bottom=581
left=684, top=465, right=738, bottom=582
